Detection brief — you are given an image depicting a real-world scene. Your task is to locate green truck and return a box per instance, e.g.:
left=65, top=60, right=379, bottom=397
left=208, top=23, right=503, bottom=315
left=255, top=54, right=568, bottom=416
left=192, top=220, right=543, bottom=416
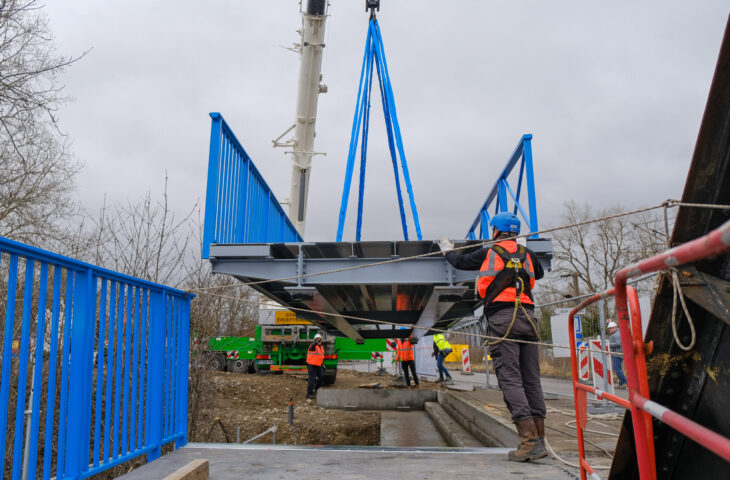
left=206, top=323, right=386, bottom=385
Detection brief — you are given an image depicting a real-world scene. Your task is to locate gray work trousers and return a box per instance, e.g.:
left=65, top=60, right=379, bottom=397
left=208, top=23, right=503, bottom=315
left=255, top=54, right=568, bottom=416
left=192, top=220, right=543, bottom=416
left=487, top=307, right=546, bottom=421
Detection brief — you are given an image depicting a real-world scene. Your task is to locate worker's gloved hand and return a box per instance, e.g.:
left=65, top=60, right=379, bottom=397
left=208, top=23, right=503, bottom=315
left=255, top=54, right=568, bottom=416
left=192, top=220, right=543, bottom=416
left=438, top=236, right=454, bottom=252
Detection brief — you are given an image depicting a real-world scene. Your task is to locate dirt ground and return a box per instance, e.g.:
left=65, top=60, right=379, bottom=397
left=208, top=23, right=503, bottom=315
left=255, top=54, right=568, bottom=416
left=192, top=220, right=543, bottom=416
left=189, top=368, right=439, bottom=446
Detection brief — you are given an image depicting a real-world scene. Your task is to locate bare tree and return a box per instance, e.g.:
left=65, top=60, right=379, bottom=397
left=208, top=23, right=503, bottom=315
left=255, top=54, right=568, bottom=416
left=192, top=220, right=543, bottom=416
left=184, top=214, right=258, bottom=441
left=0, top=0, right=81, bottom=143
left=0, top=0, right=85, bottom=246
left=550, top=201, right=669, bottom=296
left=88, top=176, right=196, bottom=286
left=0, top=127, right=80, bottom=244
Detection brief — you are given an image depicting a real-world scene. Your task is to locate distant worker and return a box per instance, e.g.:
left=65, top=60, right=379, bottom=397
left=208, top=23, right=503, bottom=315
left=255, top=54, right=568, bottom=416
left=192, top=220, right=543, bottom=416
left=440, top=212, right=547, bottom=462
left=432, top=333, right=454, bottom=384
left=388, top=330, right=419, bottom=388
left=306, top=333, right=325, bottom=400
left=607, top=321, right=627, bottom=387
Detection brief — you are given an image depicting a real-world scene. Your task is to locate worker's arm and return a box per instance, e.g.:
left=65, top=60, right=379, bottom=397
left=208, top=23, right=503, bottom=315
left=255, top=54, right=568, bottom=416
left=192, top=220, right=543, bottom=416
left=445, top=247, right=488, bottom=271
left=308, top=342, right=317, bottom=352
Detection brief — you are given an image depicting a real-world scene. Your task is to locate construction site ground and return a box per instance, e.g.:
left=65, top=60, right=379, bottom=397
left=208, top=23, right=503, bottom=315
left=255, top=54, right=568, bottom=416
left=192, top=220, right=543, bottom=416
left=165, top=365, right=622, bottom=479
left=189, top=368, right=442, bottom=446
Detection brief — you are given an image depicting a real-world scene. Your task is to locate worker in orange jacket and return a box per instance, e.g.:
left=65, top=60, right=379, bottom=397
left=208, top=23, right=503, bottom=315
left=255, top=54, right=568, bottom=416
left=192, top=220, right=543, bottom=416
left=440, top=212, right=547, bottom=462
left=388, top=330, right=419, bottom=388
left=306, top=333, right=325, bottom=399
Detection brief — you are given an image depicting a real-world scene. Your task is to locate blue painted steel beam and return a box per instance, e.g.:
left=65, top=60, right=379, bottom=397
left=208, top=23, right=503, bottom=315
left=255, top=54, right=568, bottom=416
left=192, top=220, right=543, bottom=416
left=466, top=134, right=540, bottom=240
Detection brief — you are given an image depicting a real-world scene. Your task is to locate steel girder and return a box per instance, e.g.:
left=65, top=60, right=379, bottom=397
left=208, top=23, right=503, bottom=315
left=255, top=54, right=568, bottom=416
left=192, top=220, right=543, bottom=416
left=209, top=239, right=551, bottom=341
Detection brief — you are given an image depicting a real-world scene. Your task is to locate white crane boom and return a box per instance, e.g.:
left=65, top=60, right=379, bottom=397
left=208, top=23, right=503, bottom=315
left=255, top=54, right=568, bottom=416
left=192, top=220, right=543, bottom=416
left=274, top=0, right=328, bottom=236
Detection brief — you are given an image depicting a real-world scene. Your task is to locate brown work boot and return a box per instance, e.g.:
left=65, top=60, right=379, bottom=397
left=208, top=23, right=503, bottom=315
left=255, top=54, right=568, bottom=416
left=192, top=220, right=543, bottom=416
left=508, top=417, right=547, bottom=462
left=533, top=415, right=546, bottom=450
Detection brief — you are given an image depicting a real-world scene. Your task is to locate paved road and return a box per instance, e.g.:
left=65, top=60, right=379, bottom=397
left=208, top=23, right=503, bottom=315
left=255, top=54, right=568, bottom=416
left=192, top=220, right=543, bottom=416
left=340, top=361, right=576, bottom=397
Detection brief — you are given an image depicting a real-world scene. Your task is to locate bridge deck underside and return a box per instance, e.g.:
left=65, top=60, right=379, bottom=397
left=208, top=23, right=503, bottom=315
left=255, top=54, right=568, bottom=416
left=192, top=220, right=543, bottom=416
left=209, top=239, right=552, bottom=342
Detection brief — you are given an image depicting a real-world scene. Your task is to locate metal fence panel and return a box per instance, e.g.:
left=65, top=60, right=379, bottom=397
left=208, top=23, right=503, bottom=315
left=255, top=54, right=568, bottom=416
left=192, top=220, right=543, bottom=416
left=0, top=236, right=191, bottom=479
left=202, top=113, right=302, bottom=258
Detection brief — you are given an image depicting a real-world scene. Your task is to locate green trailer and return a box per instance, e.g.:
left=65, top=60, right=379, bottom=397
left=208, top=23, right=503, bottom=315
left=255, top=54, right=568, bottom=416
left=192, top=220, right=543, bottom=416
left=207, top=325, right=387, bottom=385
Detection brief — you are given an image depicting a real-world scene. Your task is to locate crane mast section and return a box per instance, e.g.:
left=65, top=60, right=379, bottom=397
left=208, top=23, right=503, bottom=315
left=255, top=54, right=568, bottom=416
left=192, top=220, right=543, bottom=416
left=287, top=1, right=327, bottom=235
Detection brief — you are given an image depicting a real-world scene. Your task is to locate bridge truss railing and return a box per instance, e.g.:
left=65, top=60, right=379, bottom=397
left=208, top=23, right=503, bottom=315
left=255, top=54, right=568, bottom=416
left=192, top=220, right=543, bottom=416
left=0, top=236, right=191, bottom=480
left=203, top=112, right=302, bottom=259
left=466, top=134, right=539, bottom=240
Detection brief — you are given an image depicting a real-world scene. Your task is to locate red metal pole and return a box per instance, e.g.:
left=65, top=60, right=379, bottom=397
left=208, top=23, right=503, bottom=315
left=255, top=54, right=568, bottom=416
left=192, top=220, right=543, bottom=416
left=627, top=286, right=656, bottom=468
left=613, top=219, right=730, bottom=479
left=635, top=395, right=730, bottom=462
left=614, top=276, right=656, bottom=480
left=569, top=307, right=591, bottom=480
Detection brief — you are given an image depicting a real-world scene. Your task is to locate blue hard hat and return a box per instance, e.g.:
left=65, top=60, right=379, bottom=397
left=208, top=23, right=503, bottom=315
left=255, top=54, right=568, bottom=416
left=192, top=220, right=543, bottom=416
left=490, top=212, right=520, bottom=234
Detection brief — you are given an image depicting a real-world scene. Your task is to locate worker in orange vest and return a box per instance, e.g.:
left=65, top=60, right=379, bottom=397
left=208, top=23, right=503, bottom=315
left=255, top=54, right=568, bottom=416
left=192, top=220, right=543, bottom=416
left=440, top=212, right=547, bottom=462
left=306, top=333, right=325, bottom=399
left=388, top=329, right=419, bottom=388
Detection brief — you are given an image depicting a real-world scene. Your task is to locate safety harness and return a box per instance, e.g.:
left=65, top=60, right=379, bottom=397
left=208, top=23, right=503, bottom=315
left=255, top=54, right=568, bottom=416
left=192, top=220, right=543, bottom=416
left=481, top=244, right=534, bottom=305
left=482, top=244, right=540, bottom=345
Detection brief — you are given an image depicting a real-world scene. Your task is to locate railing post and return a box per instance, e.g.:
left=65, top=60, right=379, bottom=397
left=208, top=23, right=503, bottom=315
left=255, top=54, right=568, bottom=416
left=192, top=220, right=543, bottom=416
left=176, top=295, right=192, bottom=448
left=65, top=269, right=93, bottom=478
left=522, top=134, right=539, bottom=237
left=146, top=290, right=166, bottom=461
left=203, top=113, right=223, bottom=259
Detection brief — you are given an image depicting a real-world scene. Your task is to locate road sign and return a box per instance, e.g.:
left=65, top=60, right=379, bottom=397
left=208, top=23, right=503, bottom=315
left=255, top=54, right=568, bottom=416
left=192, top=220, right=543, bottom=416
left=574, top=314, right=583, bottom=340
left=274, top=310, right=312, bottom=325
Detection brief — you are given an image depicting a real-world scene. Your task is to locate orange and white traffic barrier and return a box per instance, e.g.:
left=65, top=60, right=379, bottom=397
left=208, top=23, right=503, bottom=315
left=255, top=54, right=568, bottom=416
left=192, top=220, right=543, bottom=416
left=461, top=347, right=473, bottom=375
left=578, top=343, right=590, bottom=381
left=588, top=340, right=614, bottom=399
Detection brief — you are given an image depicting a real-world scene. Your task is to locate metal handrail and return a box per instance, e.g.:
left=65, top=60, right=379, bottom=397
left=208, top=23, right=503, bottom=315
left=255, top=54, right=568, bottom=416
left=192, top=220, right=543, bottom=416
left=567, top=219, right=730, bottom=480
left=0, top=235, right=192, bottom=480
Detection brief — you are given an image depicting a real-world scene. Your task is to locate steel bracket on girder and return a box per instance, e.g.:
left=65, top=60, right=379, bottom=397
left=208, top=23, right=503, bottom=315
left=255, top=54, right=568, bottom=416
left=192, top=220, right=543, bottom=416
left=676, top=267, right=730, bottom=325
left=410, top=286, right=468, bottom=341
left=284, top=286, right=365, bottom=343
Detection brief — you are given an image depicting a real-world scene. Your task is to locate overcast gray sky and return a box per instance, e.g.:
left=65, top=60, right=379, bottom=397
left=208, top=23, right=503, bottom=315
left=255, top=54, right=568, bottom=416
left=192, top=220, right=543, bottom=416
left=45, top=1, right=728, bottom=243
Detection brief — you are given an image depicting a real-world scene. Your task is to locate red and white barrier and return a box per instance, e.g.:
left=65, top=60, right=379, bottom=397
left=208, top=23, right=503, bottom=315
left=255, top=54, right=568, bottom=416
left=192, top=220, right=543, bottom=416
left=589, top=340, right=614, bottom=398
left=461, top=347, right=473, bottom=375
left=225, top=350, right=239, bottom=360
left=578, top=343, right=589, bottom=381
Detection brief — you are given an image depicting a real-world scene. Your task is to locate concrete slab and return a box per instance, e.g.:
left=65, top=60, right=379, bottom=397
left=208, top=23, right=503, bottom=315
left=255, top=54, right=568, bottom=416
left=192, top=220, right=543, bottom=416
left=118, top=444, right=578, bottom=480
left=317, top=388, right=437, bottom=410
left=380, top=411, right=448, bottom=447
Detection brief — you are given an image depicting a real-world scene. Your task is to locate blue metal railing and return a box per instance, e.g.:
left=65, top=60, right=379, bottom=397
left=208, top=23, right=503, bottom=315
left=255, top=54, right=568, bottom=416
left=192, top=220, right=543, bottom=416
left=0, top=236, right=191, bottom=479
left=202, top=112, right=302, bottom=259
left=466, top=134, right=540, bottom=240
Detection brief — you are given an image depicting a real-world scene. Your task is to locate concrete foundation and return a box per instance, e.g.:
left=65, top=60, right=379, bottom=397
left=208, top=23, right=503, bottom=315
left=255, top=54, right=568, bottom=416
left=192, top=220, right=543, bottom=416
left=316, top=388, right=437, bottom=410
left=425, top=402, right=483, bottom=447
left=438, top=391, right=518, bottom=448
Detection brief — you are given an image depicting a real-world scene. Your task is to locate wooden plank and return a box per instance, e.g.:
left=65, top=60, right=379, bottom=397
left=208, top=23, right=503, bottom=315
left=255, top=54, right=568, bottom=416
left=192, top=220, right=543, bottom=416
left=161, top=459, right=209, bottom=480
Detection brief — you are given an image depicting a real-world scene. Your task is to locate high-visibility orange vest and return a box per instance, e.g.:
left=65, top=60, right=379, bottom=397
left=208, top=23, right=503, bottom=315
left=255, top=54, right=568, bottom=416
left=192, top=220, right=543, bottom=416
left=306, top=343, right=324, bottom=366
left=396, top=339, right=414, bottom=362
left=477, top=240, right=536, bottom=305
